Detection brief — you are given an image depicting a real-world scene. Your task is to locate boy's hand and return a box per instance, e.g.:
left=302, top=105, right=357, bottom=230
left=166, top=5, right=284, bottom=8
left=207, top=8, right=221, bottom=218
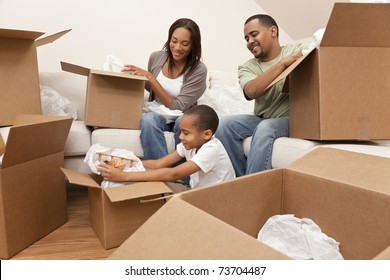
left=98, top=162, right=126, bottom=182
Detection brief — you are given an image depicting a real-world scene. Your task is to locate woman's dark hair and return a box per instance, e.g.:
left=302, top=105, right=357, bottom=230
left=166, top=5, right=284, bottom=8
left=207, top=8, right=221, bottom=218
left=184, top=104, right=219, bottom=134
left=245, top=14, right=279, bottom=38
left=163, top=18, right=202, bottom=79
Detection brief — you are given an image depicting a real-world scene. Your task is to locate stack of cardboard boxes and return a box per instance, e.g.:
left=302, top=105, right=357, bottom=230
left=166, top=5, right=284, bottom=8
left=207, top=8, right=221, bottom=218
left=0, top=28, right=73, bottom=259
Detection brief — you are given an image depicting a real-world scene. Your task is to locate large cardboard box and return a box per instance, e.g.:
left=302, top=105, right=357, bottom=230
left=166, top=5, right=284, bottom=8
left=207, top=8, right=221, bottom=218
left=0, top=115, right=72, bottom=259
left=270, top=3, right=390, bottom=140
left=108, top=148, right=390, bottom=260
left=61, top=61, right=147, bottom=129
left=0, top=28, right=71, bottom=126
left=61, top=168, right=172, bottom=249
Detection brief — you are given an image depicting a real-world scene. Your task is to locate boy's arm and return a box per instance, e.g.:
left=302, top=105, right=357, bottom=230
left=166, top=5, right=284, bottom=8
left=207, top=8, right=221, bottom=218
left=99, top=155, right=201, bottom=183
left=142, top=151, right=182, bottom=169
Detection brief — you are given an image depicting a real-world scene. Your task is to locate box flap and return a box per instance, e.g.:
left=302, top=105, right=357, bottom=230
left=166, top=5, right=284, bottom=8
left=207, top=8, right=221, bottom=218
left=61, top=168, right=100, bottom=188
left=321, top=3, right=390, bottom=47
left=0, top=28, right=43, bottom=40
left=61, top=61, right=91, bottom=77
left=287, top=147, right=390, bottom=195
left=0, top=134, right=4, bottom=156
left=266, top=49, right=314, bottom=90
left=104, top=182, right=172, bottom=202
left=35, top=29, right=71, bottom=47
left=90, top=69, right=148, bottom=81
left=373, top=246, right=390, bottom=260
left=1, top=115, right=72, bottom=168
left=109, top=197, right=289, bottom=260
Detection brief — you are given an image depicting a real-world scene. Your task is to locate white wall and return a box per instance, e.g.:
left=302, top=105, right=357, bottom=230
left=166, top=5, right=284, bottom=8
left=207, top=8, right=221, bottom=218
left=0, top=0, right=294, bottom=73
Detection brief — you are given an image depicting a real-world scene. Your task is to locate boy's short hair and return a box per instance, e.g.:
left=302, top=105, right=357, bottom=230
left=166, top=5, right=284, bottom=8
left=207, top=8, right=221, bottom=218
left=184, top=104, right=219, bottom=134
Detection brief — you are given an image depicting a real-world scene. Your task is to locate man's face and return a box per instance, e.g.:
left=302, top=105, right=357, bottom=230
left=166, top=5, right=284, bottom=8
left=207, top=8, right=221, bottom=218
left=244, top=19, right=276, bottom=60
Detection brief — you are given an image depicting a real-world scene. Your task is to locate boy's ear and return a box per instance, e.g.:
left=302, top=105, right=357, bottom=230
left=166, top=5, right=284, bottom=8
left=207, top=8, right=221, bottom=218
left=204, top=129, right=213, bottom=140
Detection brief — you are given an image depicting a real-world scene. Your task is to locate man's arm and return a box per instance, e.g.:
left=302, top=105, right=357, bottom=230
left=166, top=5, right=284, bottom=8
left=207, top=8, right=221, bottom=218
left=243, top=51, right=302, bottom=99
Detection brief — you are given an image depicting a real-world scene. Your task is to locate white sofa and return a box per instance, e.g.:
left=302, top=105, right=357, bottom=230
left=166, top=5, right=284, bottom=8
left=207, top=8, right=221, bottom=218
left=4, top=70, right=388, bottom=174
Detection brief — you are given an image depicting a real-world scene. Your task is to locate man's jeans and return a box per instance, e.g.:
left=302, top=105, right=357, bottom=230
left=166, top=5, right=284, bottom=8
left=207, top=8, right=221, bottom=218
left=140, top=112, right=182, bottom=160
left=215, top=115, right=289, bottom=177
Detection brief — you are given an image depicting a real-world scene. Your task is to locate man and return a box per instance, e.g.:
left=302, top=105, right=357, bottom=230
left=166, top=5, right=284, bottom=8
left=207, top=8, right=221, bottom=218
left=216, top=14, right=303, bottom=176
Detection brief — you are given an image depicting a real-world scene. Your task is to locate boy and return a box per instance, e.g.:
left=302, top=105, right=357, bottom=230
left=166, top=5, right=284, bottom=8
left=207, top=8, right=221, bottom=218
left=98, top=104, right=235, bottom=189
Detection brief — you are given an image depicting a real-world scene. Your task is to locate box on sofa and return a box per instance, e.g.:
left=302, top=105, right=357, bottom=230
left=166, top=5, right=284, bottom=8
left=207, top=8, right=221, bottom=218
left=61, top=168, right=172, bottom=249
left=61, top=61, right=147, bottom=130
left=0, top=115, right=72, bottom=259
left=270, top=3, right=390, bottom=140
left=109, top=148, right=390, bottom=260
left=0, top=28, right=70, bottom=126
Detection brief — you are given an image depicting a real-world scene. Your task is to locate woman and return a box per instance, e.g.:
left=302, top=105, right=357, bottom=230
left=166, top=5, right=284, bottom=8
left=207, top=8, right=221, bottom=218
left=123, top=18, right=207, bottom=162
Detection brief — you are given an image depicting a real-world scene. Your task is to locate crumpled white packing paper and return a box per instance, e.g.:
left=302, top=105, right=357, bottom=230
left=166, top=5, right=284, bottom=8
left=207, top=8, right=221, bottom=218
left=84, top=143, right=145, bottom=188
left=257, top=214, right=344, bottom=260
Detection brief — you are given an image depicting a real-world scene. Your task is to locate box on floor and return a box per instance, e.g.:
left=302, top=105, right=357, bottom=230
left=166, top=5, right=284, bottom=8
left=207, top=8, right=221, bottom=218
left=61, top=62, right=147, bottom=129
left=0, top=28, right=70, bottom=126
left=269, top=3, right=390, bottom=140
left=61, top=168, right=173, bottom=249
left=0, top=115, right=72, bottom=259
left=108, top=148, right=390, bottom=260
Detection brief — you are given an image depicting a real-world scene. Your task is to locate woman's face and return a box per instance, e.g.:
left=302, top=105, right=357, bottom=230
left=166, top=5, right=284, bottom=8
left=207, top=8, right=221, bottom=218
left=169, top=27, right=192, bottom=63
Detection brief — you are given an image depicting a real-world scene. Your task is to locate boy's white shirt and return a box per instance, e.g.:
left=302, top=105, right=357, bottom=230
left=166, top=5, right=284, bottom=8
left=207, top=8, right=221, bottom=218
left=176, top=137, right=236, bottom=188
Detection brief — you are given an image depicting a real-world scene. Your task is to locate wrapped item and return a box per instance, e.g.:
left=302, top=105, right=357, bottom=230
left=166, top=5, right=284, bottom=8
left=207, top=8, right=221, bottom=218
left=40, top=85, right=78, bottom=119
left=302, top=28, right=326, bottom=55
left=143, top=100, right=183, bottom=124
left=84, top=143, right=145, bottom=188
left=103, top=54, right=124, bottom=73
left=258, top=214, right=344, bottom=260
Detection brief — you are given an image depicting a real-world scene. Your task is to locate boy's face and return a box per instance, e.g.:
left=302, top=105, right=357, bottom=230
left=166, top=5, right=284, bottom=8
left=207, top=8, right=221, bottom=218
left=179, top=115, right=212, bottom=150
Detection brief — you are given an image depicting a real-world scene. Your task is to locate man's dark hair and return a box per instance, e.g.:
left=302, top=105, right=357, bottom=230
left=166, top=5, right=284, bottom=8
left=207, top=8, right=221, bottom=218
left=245, top=14, right=279, bottom=37
left=184, top=104, right=219, bottom=134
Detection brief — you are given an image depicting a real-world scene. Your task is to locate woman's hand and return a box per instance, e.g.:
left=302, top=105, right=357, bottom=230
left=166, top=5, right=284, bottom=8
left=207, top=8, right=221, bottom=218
left=123, top=64, right=153, bottom=80
left=98, top=162, right=127, bottom=182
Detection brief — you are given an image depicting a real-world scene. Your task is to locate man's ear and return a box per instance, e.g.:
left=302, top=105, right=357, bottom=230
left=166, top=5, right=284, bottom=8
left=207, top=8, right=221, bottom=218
left=270, top=25, right=278, bottom=38
left=204, top=129, right=213, bottom=140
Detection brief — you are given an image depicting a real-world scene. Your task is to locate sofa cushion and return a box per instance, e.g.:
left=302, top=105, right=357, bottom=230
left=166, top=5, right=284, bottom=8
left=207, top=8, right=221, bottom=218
left=64, top=120, right=92, bottom=156
left=91, top=128, right=175, bottom=158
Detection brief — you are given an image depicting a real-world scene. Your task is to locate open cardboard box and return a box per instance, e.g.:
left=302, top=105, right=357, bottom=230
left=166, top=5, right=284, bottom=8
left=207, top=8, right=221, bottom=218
left=0, top=28, right=71, bottom=126
left=108, top=148, right=390, bottom=260
left=61, top=61, right=147, bottom=129
left=61, top=168, right=173, bottom=249
left=0, top=115, right=72, bottom=259
left=268, top=3, right=390, bottom=140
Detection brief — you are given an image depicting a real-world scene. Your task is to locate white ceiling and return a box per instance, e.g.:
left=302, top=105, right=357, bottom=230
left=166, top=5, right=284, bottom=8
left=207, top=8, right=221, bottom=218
left=254, top=0, right=348, bottom=40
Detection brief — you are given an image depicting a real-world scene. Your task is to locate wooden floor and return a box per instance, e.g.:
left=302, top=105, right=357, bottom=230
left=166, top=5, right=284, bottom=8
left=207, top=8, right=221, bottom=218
left=11, top=185, right=115, bottom=260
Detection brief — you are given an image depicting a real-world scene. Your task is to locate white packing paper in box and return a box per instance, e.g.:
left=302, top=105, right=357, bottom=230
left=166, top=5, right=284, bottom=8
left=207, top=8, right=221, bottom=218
left=258, top=214, right=344, bottom=260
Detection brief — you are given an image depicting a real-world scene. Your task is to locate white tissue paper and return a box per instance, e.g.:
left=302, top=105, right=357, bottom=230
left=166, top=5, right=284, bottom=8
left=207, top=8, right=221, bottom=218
left=84, top=143, right=145, bottom=188
left=103, top=54, right=124, bottom=73
left=257, top=214, right=344, bottom=260
left=144, top=100, right=183, bottom=124
left=40, top=85, right=78, bottom=120
left=302, top=28, right=326, bottom=56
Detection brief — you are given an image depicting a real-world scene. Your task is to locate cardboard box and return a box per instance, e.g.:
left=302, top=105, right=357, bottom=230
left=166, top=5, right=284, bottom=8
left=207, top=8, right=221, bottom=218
left=61, top=168, right=173, bottom=249
left=0, top=28, right=71, bottom=126
left=270, top=3, right=390, bottom=140
left=0, top=115, right=72, bottom=259
left=108, top=148, right=390, bottom=260
left=61, top=61, right=147, bottom=129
